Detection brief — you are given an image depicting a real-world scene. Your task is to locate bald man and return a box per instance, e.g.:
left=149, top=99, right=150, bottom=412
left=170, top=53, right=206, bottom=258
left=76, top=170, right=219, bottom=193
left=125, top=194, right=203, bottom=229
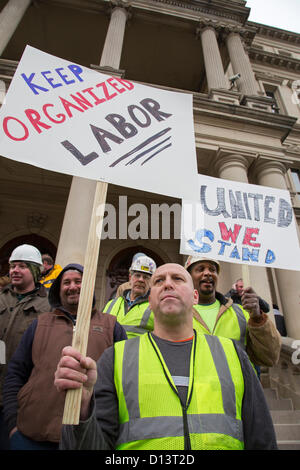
left=55, top=264, right=277, bottom=451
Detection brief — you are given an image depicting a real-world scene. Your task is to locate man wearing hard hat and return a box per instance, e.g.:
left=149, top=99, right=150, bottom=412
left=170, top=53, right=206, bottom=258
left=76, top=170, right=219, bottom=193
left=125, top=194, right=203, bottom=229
left=103, top=254, right=156, bottom=338
left=184, top=256, right=281, bottom=368
left=0, top=244, right=50, bottom=449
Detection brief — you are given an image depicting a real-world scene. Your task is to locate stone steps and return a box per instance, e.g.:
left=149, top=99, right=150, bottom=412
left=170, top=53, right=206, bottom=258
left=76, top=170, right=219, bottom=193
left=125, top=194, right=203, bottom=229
left=263, top=384, right=300, bottom=450
left=265, top=396, right=294, bottom=410
left=274, top=423, right=300, bottom=441
left=270, top=410, right=300, bottom=424
left=277, top=440, right=300, bottom=450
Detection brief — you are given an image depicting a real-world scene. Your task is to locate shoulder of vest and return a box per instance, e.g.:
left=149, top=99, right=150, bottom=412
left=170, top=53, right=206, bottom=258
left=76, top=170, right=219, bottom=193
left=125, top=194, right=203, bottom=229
left=202, top=331, right=237, bottom=352
left=36, top=309, right=66, bottom=323
left=231, top=303, right=249, bottom=319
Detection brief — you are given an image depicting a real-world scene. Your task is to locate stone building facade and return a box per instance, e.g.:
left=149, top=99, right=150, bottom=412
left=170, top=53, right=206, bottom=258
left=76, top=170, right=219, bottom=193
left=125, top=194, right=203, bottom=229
left=0, top=0, right=300, bottom=339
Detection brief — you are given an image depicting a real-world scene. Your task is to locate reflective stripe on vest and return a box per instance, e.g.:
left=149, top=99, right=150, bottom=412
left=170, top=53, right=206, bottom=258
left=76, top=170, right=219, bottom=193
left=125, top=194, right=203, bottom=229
left=105, top=300, right=152, bottom=336
left=231, top=304, right=247, bottom=350
left=105, top=297, right=119, bottom=314
left=115, top=333, right=244, bottom=449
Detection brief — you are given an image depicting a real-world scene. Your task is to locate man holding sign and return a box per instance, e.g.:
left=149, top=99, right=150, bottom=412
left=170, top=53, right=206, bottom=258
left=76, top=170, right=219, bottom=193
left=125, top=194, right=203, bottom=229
left=3, top=263, right=126, bottom=450
left=55, top=263, right=277, bottom=450
left=185, top=256, right=281, bottom=368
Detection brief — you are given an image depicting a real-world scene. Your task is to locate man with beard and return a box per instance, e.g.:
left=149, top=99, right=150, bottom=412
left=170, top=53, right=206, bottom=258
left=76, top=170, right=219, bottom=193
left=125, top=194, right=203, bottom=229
left=103, top=254, right=156, bottom=338
left=185, top=256, right=281, bottom=368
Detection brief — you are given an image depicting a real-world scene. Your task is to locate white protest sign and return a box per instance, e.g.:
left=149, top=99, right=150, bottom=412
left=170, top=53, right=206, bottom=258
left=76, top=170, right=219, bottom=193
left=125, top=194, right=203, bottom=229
left=0, top=46, right=198, bottom=200
left=180, top=174, right=300, bottom=271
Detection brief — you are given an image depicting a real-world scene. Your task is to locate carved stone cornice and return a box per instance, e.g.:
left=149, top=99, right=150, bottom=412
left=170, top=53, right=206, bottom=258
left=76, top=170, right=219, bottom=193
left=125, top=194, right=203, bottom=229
left=249, top=47, right=300, bottom=72
left=248, top=21, right=300, bottom=46
left=150, top=0, right=250, bottom=24
left=282, top=143, right=300, bottom=155
left=195, top=17, right=256, bottom=47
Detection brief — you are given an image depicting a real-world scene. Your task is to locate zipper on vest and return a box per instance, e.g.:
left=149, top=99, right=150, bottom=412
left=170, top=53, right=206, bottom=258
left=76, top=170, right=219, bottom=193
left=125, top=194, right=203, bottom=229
left=181, top=404, right=191, bottom=451
left=62, top=311, right=77, bottom=332
left=148, top=332, right=196, bottom=451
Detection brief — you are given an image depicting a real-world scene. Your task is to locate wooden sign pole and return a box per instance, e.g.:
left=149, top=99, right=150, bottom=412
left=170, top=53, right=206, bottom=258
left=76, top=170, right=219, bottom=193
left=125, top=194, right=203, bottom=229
left=62, top=180, right=108, bottom=425
left=242, top=263, right=251, bottom=290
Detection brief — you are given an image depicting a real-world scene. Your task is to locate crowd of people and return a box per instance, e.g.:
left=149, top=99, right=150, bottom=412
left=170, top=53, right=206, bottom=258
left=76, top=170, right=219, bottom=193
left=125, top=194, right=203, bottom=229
left=0, top=243, right=284, bottom=450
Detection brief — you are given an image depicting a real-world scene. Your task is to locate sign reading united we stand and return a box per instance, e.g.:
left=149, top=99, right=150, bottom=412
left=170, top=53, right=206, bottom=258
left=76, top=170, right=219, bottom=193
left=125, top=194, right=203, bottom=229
left=180, top=174, right=300, bottom=271
left=0, top=46, right=198, bottom=200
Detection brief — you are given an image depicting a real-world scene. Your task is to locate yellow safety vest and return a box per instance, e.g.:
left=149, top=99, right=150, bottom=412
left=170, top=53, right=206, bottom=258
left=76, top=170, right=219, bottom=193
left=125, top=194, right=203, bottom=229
left=193, top=303, right=250, bottom=350
left=114, top=332, right=245, bottom=450
left=103, top=297, right=153, bottom=338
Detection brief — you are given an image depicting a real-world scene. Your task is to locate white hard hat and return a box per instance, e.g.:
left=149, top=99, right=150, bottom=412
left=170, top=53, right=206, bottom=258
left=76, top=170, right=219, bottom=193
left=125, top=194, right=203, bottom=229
left=9, top=244, right=44, bottom=272
left=184, top=255, right=220, bottom=274
left=131, top=252, right=146, bottom=263
left=130, top=255, right=156, bottom=276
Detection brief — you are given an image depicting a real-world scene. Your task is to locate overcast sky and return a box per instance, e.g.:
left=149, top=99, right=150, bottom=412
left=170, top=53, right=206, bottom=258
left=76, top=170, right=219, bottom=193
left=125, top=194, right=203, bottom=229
left=246, top=0, right=300, bottom=34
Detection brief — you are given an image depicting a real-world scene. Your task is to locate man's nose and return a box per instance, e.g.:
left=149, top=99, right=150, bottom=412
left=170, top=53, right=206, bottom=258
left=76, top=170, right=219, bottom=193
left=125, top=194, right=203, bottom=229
left=202, top=268, right=211, bottom=276
left=163, top=276, right=174, bottom=289
left=68, top=282, right=79, bottom=290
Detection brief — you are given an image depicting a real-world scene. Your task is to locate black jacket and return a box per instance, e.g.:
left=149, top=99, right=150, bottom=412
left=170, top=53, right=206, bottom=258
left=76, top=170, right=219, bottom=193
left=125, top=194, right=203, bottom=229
left=225, top=289, right=270, bottom=313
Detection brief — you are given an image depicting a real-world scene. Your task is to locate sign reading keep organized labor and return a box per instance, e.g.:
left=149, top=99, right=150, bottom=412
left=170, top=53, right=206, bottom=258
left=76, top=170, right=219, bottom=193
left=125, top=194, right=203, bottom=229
left=180, top=174, right=300, bottom=271
left=0, top=46, right=198, bottom=199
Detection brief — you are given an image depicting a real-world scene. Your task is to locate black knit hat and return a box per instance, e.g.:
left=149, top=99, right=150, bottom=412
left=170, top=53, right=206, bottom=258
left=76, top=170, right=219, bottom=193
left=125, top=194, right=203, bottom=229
left=48, top=263, right=83, bottom=308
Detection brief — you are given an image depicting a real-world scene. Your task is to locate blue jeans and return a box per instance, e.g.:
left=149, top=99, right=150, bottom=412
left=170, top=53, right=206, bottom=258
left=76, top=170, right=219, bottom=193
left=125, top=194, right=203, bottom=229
left=10, top=430, right=58, bottom=450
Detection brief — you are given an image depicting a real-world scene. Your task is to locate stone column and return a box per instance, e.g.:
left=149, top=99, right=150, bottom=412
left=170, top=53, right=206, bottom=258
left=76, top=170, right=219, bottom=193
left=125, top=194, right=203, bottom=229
left=198, top=25, right=228, bottom=91
left=56, top=3, right=129, bottom=267
left=0, top=0, right=31, bottom=55
left=100, top=5, right=128, bottom=68
left=254, top=159, right=300, bottom=339
left=226, top=31, right=259, bottom=96
left=214, top=154, right=274, bottom=314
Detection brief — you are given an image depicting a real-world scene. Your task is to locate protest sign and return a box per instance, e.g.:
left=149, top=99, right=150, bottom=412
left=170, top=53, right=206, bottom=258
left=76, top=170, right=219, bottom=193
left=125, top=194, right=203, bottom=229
left=0, top=45, right=198, bottom=200
left=180, top=174, right=300, bottom=271
left=0, top=46, right=198, bottom=424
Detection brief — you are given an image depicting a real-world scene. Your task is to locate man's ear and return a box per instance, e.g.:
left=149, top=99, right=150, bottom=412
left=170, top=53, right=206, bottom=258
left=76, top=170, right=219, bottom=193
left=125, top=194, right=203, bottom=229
left=193, top=289, right=199, bottom=305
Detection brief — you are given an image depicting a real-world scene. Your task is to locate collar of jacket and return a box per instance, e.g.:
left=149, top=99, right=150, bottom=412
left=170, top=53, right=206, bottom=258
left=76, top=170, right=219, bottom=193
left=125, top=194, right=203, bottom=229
left=2, top=282, right=47, bottom=298
left=192, top=291, right=233, bottom=325
left=122, top=289, right=150, bottom=304
left=55, top=306, right=98, bottom=318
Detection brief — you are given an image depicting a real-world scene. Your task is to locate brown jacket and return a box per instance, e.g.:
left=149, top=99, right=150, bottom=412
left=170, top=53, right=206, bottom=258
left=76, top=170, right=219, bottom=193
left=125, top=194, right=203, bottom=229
left=16, top=309, right=117, bottom=442
left=0, top=283, right=50, bottom=405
